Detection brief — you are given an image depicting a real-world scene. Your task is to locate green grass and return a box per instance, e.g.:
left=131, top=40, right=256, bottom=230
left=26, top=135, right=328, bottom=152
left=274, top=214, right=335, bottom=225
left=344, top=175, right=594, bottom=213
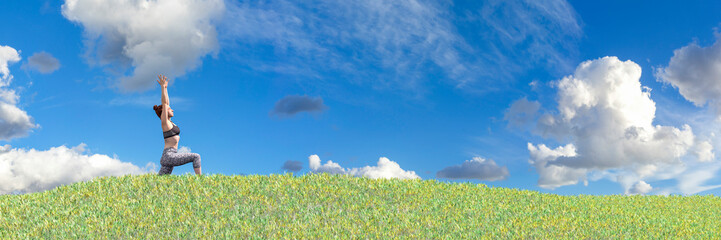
left=1, top=172, right=719, bottom=239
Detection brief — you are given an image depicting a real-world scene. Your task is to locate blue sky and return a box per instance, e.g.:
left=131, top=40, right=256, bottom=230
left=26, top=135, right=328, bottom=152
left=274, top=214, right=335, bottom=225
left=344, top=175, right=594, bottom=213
left=3, top=0, right=721, bottom=197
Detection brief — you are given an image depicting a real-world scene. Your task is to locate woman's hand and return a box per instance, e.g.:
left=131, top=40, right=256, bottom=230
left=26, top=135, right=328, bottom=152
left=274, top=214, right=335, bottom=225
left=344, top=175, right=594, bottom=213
left=157, top=75, right=168, bottom=88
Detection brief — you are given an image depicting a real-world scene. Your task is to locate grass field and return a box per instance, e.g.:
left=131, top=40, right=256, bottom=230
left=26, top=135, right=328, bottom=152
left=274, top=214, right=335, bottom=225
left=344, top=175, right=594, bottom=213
left=1, top=172, right=719, bottom=239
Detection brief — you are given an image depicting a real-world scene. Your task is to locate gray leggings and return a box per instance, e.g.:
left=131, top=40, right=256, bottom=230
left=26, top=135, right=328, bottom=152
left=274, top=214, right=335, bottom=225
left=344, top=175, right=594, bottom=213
left=158, top=147, right=201, bottom=175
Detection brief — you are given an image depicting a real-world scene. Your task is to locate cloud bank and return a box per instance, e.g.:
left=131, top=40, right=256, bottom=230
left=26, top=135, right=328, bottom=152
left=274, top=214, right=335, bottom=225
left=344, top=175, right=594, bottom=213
left=61, top=0, right=224, bottom=92
left=270, top=95, right=328, bottom=118
left=0, top=45, right=39, bottom=141
left=0, top=143, right=155, bottom=195
left=308, top=154, right=420, bottom=180
left=23, top=51, right=61, bottom=74
left=436, top=157, right=509, bottom=181
left=508, top=56, right=716, bottom=195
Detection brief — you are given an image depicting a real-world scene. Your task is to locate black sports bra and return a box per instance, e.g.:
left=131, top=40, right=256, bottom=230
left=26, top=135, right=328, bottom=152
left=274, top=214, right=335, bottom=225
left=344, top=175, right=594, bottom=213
left=163, top=122, right=180, bottom=139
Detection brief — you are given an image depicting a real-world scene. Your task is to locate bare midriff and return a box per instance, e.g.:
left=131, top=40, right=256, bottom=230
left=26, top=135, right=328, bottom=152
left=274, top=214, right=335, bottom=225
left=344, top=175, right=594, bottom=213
left=164, top=135, right=179, bottom=149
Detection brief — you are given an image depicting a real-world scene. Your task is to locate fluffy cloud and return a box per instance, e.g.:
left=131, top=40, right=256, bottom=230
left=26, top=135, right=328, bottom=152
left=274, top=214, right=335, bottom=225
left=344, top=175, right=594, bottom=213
left=627, top=180, right=652, bottom=195
left=0, top=143, right=156, bottom=195
left=61, top=0, right=224, bottom=92
left=221, top=0, right=581, bottom=94
left=514, top=56, right=715, bottom=195
left=23, top=51, right=60, bottom=74
left=655, top=33, right=721, bottom=119
left=308, top=154, right=420, bottom=180
left=436, top=157, right=509, bottom=181
left=527, top=143, right=587, bottom=189
left=281, top=160, right=303, bottom=172
left=0, top=46, right=21, bottom=83
left=0, top=45, right=39, bottom=141
left=270, top=95, right=328, bottom=118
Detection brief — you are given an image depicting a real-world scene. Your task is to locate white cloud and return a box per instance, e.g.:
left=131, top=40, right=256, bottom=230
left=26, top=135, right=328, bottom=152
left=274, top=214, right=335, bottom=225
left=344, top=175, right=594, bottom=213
left=627, top=180, right=652, bottom=195
left=221, top=0, right=582, bottom=94
left=308, top=155, right=345, bottom=175
left=691, top=140, right=715, bottom=162
left=0, top=45, right=39, bottom=141
left=655, top=32, right=721, bottom=119
left=527, top=143, right=587, bottom=189
left=61, top=0, right=225, bottom=92
left=515, top=56, right=716, bottom=195
left=23, top=51, right=61, bottom=74
left=0, top=46, right=21, bottom=84
left=308, top=154, right=420, bottom=180
left=0, top=143, right=156, bottom=195
left=436, top=157, right=509, bottom=181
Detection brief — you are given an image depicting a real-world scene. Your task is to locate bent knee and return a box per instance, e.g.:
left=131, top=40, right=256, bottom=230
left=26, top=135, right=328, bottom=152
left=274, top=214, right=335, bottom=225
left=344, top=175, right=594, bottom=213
left=193, top=153, right=201, bottom=168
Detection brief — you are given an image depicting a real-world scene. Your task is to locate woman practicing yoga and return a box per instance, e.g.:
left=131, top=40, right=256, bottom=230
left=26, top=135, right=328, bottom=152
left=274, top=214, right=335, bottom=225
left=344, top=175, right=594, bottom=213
left=154, top=74, right=201, bottom=176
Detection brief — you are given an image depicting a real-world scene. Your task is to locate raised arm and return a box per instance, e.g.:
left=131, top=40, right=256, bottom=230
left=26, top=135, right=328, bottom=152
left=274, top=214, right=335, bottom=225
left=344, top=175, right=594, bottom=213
left=161, top=84, right=170, bottom=105
left=157, top=75, right=171, bottom=125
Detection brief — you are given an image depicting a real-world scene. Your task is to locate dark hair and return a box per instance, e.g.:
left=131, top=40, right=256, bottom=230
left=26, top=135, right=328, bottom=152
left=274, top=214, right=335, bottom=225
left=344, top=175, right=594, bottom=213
left=153, top=105, right=163, bottom=118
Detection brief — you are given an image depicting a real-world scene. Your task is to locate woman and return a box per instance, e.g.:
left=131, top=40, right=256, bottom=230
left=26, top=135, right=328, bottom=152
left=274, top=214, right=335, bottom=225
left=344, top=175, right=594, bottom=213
left=154, top=74, right=201, bottom=176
